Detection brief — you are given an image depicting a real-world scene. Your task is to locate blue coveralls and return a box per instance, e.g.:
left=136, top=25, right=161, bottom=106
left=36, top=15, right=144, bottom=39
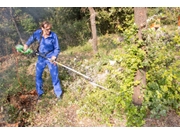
left=26, top=29, right=62, bottom=98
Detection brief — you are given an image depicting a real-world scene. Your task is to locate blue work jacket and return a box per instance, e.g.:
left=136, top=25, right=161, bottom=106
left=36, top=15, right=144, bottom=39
left=26, top=29, right=60, bottom=58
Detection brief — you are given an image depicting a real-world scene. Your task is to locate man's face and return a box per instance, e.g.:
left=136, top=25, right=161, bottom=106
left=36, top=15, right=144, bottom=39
left=42, top=24, right=51, bottom=36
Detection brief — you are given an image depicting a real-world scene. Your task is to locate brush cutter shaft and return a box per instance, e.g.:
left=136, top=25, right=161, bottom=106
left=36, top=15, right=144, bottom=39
left=36, top=52, right=93, bottom=82
left=89, top=82, right=108, bottom=90
left=57, top=62, right=93, bottom=81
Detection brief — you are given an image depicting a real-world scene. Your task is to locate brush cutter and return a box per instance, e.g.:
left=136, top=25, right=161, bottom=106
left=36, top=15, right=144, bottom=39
left=15, top=44, right=33, bottom=54
left=15, top=45, right=108, bottom=90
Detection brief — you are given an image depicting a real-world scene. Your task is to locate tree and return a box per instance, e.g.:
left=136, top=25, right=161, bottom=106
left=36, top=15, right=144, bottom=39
left=88, top=7, right=98, bottom=54
left=9, top=7, right=25, bottom=44
left=132, top=7, right=147, bottom=105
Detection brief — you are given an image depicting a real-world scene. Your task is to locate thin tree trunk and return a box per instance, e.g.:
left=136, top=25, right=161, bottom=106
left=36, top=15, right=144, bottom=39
left=133, top=7, right=147, bottom=105
left=9, top=7, right=23, bottom=89
left=9, top=7, right=24, bottom=44
left=88, top=7, right=98, bottom=54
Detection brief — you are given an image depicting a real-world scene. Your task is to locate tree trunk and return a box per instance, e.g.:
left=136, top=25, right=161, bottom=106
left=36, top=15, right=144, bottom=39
left=132, top=7, right=147, bottom=105
left=88, top=7, right=98, bottom=54
left=134, top=7, right=147, bottom=40
left=9, top=7, right=25, bottom=44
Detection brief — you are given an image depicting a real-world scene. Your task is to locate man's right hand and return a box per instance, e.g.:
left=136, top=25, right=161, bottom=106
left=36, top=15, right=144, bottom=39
left=24, top=44, right=28, bottom=51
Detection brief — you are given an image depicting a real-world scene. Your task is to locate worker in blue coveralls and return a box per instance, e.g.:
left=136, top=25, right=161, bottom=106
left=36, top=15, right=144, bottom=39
left=23, top=21, right=62, bottom=101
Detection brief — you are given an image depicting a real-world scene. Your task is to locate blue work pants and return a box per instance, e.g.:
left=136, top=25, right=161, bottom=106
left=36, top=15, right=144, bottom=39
left=35, top=57, right=62, bottom=98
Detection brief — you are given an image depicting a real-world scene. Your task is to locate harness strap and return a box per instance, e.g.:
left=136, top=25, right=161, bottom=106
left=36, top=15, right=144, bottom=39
left=36, top=32, right=42, bottom=53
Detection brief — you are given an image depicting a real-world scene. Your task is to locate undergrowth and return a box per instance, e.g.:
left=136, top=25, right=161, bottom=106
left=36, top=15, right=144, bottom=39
left=76, top=25, right=180, bottom=126
left=0, top=25, right=180, bottom=127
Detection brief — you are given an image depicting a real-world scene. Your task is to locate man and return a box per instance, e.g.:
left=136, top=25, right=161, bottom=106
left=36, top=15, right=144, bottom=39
left=24, top=21, right=63, bottom=100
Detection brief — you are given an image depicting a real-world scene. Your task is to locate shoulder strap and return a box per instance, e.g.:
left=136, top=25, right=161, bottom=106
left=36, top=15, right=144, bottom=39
left=36, top=31, right=43, bottom=53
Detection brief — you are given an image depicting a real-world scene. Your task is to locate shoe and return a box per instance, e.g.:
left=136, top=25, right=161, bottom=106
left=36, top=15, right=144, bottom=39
left=54, top=96, right=61, bottom=103
left=36, top=94, right=43, bottom=104
left=37, top=94, right=43, bottom=101
left=56, top=97, right=61, bottom=101
left=54, top=97, right=61, bottom=105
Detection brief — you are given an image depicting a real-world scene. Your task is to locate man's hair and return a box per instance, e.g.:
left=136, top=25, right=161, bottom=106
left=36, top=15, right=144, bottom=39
left=40, top=21, right=52, bottom=28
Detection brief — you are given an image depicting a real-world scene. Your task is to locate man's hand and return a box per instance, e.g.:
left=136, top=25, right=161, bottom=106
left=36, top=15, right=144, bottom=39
left=50, top=56, right=57, bottom=64
left=24, top=44, right=28, bottom=52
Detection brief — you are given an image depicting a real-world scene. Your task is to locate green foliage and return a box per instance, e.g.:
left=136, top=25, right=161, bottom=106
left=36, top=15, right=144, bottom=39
left=6, top=104, right=19, bottom=123
left=95, top=7, right=134, bottom=34
left=20, top=14, right=37, bottom=34
left=48, top=7, right=90, bottom=50
left=173, top=31, right=180, bottom=45
left=125, top=104, right=147, bottom=126
left=122, top=23, right=139, bottom=44
left=98, top=34, right=121, bottom=55
left=142, top=27, right=180, bottom=119
left=13, top=7, right=38, bottom=34
left=147, top=7, right=180, bottom=26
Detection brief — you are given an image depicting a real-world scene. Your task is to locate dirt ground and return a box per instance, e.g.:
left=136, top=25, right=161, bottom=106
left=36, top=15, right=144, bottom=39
left=144, top=109, right=180, bottom=127
left=0, top=90, right=180, bottom=127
